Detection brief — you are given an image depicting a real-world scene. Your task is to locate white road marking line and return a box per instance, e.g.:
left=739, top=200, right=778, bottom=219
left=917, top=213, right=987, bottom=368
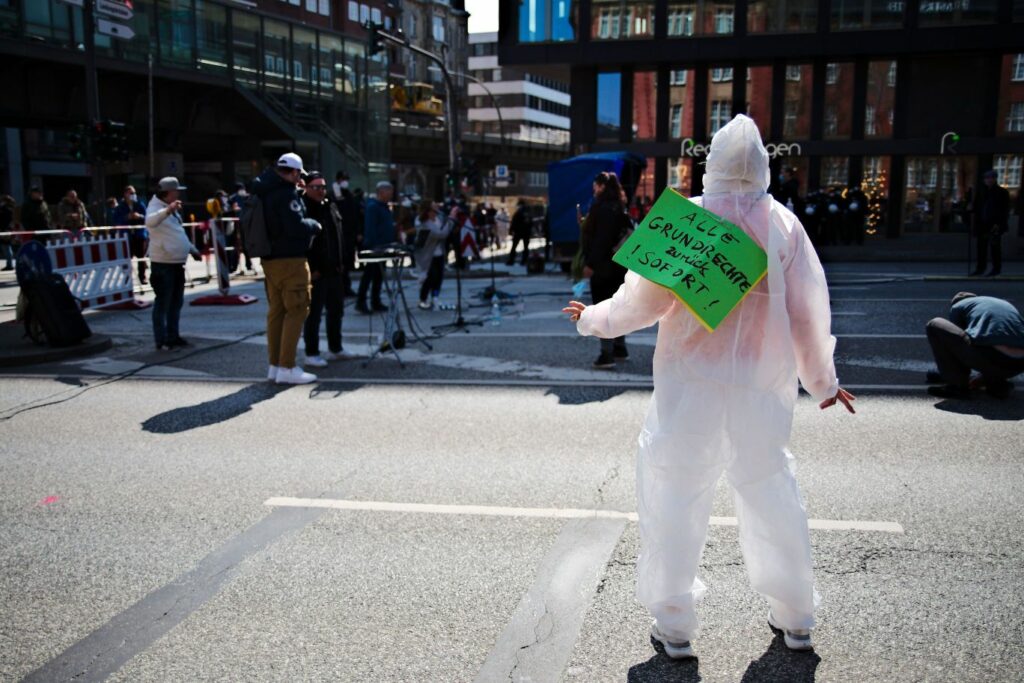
left=839, top=357, right=935, bottom=373
left=263, top=497, right=904, bottom=533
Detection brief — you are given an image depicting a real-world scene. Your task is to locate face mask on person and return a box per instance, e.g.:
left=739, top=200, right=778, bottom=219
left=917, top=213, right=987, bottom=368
left=129, top=193, right=138, bottom=202
left=340, top=181, right=349, bottom=189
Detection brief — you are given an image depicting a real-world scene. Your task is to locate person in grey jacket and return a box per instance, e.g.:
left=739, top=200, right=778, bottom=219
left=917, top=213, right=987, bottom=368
left=146, top=177, right=200, bottom=351
left=926, top=292, right=1024, bottom=399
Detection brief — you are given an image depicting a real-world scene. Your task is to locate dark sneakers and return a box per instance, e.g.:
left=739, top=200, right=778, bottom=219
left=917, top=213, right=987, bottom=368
left=613, top=348, right=629, bottom=361
left=168, top=337, right=190, bottom=348
left=593, top=352, right=616, bottom=369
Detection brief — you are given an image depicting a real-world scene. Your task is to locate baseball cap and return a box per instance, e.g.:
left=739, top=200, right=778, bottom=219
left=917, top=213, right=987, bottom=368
left=376, top=180, right=393, bottom=190
left=277, top=152, right=305, bottom=173
left=158, top=177, right=187, bottom=191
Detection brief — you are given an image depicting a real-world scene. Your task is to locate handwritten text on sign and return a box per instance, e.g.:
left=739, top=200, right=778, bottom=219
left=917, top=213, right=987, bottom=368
left=612, top=188, right=767, bottom=331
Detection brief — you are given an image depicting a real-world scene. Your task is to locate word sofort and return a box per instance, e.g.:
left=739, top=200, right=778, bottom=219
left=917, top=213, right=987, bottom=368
left=632, top=214, right=756, bottom=293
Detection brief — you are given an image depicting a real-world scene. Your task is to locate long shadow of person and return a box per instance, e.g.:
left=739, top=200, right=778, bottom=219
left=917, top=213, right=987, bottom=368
left=142, top=383, right=289, bottom=434
left=545, top=386, right=633, bottom=405
left=739, top=634, right=820, bottom=683
left=626, top=638, right=702, bottom=682
left=933, top=396, right=1024, bottom=421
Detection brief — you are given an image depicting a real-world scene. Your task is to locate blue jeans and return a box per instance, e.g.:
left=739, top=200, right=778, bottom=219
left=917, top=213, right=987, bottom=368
left=151, top=262, right=185, bottom=345
left=2, top=242, right=13, bottom=268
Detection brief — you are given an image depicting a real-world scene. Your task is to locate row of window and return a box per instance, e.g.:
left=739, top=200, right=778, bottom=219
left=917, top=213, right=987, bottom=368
left=519, top=0, right=1024, bottom=43
left=278, top=0, right=331, bottom=18
left=601, top=56, right=1024, bottom=141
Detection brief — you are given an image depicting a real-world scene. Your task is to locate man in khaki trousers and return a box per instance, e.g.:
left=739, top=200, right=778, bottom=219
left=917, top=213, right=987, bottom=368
left=251, top=153, right=322, bottom=384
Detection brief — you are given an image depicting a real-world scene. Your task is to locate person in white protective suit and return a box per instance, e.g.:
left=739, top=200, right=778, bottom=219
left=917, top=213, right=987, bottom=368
left=563, top=114, right=855, bottom=658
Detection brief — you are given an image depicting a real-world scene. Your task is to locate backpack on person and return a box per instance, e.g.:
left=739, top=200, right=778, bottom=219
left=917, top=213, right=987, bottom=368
left=240, top=195, right=272, bottom=258
left=22, top=274, right=91, bottom=347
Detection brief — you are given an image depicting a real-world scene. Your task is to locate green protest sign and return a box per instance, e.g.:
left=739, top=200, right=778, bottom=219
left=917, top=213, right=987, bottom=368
left=613, top=188, right=767, bottom=332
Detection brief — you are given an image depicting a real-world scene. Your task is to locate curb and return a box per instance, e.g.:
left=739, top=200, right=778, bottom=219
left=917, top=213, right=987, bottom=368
left=0, top=329, right=113, bottom=368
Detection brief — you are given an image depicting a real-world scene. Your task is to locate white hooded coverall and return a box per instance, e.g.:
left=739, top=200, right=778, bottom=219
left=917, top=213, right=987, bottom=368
left=576, top=115, right=839, bottom=642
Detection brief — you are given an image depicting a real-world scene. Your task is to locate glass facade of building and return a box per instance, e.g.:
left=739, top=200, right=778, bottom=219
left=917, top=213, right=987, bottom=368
left=0, top=0, right=389, bottom=181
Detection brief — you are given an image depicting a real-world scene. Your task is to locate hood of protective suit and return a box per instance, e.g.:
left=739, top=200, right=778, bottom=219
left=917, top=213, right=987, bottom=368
left=703, top=114, right=770, bottom=194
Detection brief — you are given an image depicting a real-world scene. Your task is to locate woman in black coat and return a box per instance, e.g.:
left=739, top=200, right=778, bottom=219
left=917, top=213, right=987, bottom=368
left=582, top=171, right=631, bottom=368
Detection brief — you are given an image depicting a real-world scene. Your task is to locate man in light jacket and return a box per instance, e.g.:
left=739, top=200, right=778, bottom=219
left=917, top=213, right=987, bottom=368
left=146, top=177, right=199, bottom=351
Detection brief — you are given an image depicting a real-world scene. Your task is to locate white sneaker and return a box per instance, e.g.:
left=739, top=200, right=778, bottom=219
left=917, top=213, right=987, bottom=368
left=267, top=365, right=279, bottom=381
left=275, top=366, right=317, bottom=385
left=768, top=611, right=814, bottom=651
left=305, top=355, right=328, bottom=368
left=650, top=622, right=695, bottom=659
left=418, top=300, right=431, bottom=310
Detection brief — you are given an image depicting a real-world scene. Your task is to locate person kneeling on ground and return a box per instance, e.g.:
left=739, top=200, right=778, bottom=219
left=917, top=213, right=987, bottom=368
left=925, top=292, right=1024, bottom=400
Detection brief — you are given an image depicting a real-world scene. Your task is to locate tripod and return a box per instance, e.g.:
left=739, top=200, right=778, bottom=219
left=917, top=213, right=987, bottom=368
left=433, top=222, right=484, bottom=336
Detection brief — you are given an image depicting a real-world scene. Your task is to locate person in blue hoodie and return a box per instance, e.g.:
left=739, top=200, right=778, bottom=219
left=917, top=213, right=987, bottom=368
left=355, top=180, right=396, bottom=314
left=252, top=153, right=322, bottom=385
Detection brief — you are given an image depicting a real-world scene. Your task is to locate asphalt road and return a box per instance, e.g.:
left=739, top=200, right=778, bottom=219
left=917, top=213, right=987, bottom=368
left=1, top=261, right=1022, bottom=682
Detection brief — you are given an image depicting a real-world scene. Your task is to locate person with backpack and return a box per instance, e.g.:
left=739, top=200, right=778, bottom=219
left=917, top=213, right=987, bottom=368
left=146, top=177, right=200, bottom=351
left=251, top=153, right=322, bottom=385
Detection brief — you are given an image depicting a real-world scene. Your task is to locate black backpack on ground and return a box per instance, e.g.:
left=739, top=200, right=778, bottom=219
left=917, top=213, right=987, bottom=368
left=22, top=274, right=91, bottom=347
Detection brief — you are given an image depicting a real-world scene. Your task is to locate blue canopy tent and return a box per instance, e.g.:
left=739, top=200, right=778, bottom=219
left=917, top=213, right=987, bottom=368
left=547, top=152, right=647, bottom=250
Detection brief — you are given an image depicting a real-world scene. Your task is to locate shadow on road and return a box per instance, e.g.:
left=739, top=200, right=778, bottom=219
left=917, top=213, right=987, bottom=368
left=933, top=395, right=1024, bottom=421
left=739, top=635, right=820, bottom=682
left=308, top=381, right=366, bottom=400
left=627, top=651, right=702, bottom=682
left=142, top=382, right=288, bottom=434
left=545, top=386, right=636, bottom=405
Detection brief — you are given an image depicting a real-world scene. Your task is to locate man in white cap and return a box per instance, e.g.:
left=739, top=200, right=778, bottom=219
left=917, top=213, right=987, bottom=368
left=146, top=177, right=200, bottom=351
left=251, top=153, right=322, bottom=384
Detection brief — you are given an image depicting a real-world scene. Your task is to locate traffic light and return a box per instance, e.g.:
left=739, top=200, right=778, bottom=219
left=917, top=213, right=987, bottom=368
left=69, top=124, right=90, bottom=161
left=367, top=22, right=386, bottom=57
left=94, top=120, right=130, bottom=161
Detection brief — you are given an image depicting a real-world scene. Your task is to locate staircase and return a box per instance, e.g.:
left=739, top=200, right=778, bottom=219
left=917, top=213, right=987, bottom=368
left=234, top=85, right=371, bottom=183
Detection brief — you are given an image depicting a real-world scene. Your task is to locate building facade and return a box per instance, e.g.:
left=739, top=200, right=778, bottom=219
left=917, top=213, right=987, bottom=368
left=499, top=0, right=1024, bottom=239
left=467, top=30, right=570, bottom=195
left=0, top=0, right=392, bottom=210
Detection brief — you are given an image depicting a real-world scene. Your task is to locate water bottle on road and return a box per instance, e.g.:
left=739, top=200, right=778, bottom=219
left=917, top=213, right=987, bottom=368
left=490, top=294, right=501, bottom=326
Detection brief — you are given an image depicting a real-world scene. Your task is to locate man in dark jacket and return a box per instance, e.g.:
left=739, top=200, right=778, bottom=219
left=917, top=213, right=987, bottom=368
left=507, top=201, right=531, bottom=266
left=22, top=187, right=53, bottom=241
left=926, top=292, right=1024, bottom=399
left=302, top=172, right=348, bottom=368
left=252, top=153, right=322, bottom=385
left=112, top=185, right=149, bottom=284
left=355, top=180, right=395, bottom=314
left=970, top=169, right=1011, bottom=277
left=332, top=171, right=361, bottom=296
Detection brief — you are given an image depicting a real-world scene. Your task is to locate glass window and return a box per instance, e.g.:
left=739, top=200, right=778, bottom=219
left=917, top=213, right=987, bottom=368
left=667, top=1, right=734, bottom=36
left=822, top=156, right=849, bottom=186
left=591, top=1, right=654, bottom=40
left=823, top=62, right=853, bottom=139
left=518, top=0, right=576, bottom=42
left=360, top=4, right=370, bottom=23
left=320, top=0, right=330, bottom=16
left=669, top=68, right=695, bottom=139
left=433, top=15, right=445, bottom=41
left=861, top=156, right=890, bottom=235
left=993, top=155, right=1022, bottom=191
left=597, top=72, right=622, bottom=139
left=371, top=8, right=382, bottom=23
left=232, top=11, right=260, bottom=88
left=865, top=60, right=896, bottom=139
left=710, top=67, right=733, bottom=82
left=714, top=6, right=735, bottom=33
left=195, top=1, right=227, bottom=76
left=292, top=27, right=316, bottom=97
left=667, top=4, right=695, bottom=35
left=831, top=0, right=904, bottom=29
left=745, top=66, right=772, bottom=139
left=918, top=0, right=997, bottom=25
left=709, top=100, right=731, bottom=135
left=633, top=70, right=656, bottom=140
left=24, top=0, right=73, bottom=44
left=747, top=0, right=817, bottom=33
left=349, top=1, right=359, bottom=21
left=903, top=157, right=975, bottom=233
left=783, top=63, right=812, bottom=138
left=668, top=158, right=695, bottom=195
left=1007, top=102, right=1024, bottom=133
left=158, top=0, right=194, bottom=67
left=1012, top=55, right=1024, bottom=82
left=264, top=19, right=291, bottom=95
